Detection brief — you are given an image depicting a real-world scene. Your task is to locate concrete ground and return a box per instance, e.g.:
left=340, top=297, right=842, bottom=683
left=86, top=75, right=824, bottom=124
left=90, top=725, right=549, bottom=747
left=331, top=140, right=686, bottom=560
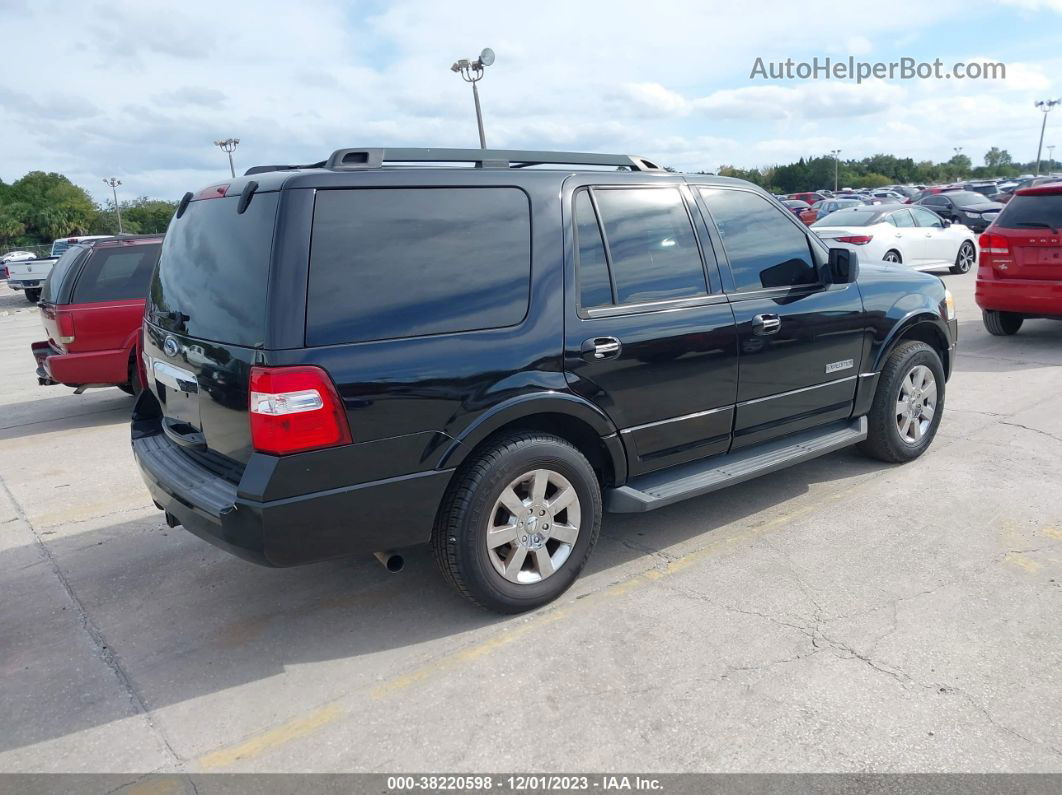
left=1, top=272, right=1060, bottom=775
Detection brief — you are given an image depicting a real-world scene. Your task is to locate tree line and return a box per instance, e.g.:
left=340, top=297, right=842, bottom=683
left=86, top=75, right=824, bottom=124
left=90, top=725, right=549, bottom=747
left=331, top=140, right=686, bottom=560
left=0, top=171, right=177, bottom=248
left=714, top=148, right=1058, bottom=194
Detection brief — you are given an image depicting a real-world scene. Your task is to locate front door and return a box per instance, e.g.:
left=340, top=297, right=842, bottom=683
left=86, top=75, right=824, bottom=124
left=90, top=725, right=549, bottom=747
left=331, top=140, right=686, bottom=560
left=563, top=178, right=739, bottom=477
left=695, top=185, right=867, bottom=449
left=910, top=206, right=954, bottom=263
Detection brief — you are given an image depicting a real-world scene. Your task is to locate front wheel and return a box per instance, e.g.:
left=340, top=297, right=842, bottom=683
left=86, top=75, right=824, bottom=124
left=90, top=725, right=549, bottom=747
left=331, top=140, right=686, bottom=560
left=858, top=341, right=945, bottom=464
left=951, top=241, right=975, bottom=274
left=432, top=432, right=602, bottom=613
left=982, top=309, right=1023, bottom=336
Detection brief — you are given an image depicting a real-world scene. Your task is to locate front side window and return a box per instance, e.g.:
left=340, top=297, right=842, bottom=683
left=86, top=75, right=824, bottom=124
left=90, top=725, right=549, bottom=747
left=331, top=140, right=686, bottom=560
left=592, top=187, right=706, bottom=305
left=701, top=188, right=818, bottom=292
left=307, top=187, right=531, bottom=345
left=891, top=210, right=916, bottom=228
left=911, top=207, right=944, bottom=228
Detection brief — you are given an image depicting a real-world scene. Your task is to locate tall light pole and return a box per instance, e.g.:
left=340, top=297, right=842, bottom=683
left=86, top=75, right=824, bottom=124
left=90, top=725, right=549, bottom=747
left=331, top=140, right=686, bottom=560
left=450, top=48, right=495, bottom=149
left=214, top=138, right=240, bottom=178
left=1048, top=144, right=1056, bottom=169
left=953, top=146, right=964, bottom=181
left=103, top=178, right=123, bottom=235
left=1034, top=99, right=1060, bottom=175
left=830, top=149, right=841, bottom=192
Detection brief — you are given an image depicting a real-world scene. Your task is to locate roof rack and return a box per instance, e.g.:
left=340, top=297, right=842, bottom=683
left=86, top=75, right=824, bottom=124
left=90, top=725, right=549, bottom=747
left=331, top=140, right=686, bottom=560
left=244, top=148, right=664, bottom=176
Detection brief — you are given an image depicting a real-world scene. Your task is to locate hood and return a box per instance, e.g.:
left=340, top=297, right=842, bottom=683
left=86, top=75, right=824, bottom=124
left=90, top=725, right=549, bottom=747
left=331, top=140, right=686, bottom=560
left=961, top=202, right=1004, bottom=213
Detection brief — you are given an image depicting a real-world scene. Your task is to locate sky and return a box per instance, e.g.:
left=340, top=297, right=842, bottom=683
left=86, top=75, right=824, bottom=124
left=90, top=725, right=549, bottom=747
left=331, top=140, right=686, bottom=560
left=1, top=0, right=1060, bottom=202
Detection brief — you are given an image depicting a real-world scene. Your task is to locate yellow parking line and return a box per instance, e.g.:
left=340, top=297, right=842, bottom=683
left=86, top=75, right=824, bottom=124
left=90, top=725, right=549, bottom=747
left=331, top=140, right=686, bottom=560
left=197, top=704, right=342, bottom=769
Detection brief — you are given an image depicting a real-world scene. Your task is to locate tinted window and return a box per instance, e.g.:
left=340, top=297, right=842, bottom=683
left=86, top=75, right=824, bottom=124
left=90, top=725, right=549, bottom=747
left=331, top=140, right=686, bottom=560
left=307, top=188, right=530, bottom=345
left=150, top=193, right=278, bottom=346
left=702, top=188, right=818, bottom=291
left=574, top=190, right=613, bottom=308
left=40, top=246, right=88, bottom=304
left=911, top=207, right=944, bottom=228
left=73, top=244, right=160, bottom=303
left=891, top=210, right=916, bottom=227
left=945, top=191, right=987, bottom=207
left=593, top=188, right=706, bottom=304
left=995, top=193, right=1062, bottom=229
left=922, top=196, right=947, bottom=206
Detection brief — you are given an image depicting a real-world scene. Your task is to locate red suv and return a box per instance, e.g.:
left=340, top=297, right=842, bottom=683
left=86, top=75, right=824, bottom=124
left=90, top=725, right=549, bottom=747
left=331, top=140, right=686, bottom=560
left=32, top=236, right=162, bottom=393
left=976, top=182, right=1062, bottom=335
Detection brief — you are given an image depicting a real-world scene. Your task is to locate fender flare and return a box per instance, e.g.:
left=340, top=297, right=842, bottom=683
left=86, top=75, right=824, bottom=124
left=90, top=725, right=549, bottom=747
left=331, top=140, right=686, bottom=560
left=873, top=310, right=951, bottom=373
left=437, top=391, right=626, bottom=480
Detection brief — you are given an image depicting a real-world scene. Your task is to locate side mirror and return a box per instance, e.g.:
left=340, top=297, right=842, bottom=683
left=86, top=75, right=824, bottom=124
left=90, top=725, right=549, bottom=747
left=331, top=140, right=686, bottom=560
left=828, top=247, right=859, bottom=283
left=942, top=219, right=952, bottom=227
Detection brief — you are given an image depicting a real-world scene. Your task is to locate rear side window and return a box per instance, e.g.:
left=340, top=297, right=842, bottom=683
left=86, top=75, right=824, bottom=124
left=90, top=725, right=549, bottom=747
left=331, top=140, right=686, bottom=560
left=40, top=246, right=88, bottom=304
left=700, top=188, right=818, bottom=292
left=573, top=190, right=613, bottom=308
left=995, top=193, right=1062, bottom=229
left=150, top=193, right=278, bottom=346
left=73, top=244, right=160, bottom=303
left=590, top=187, right=706, bottom=305
left=307, top=188, right=530, bottom=345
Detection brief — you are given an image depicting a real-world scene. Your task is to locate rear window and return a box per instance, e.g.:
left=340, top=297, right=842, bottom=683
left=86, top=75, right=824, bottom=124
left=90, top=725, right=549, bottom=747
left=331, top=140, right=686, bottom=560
left=73, top=244, right=160, bottom=303
left=306, top=187, right=531, bottom=345
left=40, top=246, right=89, bottom=304
left=813, top=208, right=879, bottom=227
left=995, top=193, right=1062, bottom=230
left=150, top=193, right=278, bottom=346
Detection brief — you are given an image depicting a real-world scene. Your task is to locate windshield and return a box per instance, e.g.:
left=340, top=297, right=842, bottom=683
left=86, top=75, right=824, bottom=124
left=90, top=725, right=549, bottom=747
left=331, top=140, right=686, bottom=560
left=40, top=246, right=88, bottom=304
left=149, top=192, right=278, bottom=346
left=813, top=208, right=879, bottom=227
left=946, top=191, right=991, bottom=207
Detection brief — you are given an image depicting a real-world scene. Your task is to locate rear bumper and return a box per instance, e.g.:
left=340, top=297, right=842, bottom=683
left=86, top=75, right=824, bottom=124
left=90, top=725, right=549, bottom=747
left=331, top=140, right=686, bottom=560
left=976, top=277, right=1062, bottom=317
left=31, top=340, right=128, bottom=386
left=132, top=424, right=454, bottom=567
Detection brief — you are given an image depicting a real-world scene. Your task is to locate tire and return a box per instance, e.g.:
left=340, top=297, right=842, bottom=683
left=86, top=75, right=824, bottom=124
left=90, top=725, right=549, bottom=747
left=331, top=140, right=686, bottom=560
left=950, top=241, right=975, bottom=274
left=982, top=309, right=1023, bottom=336
left=432, top=432, right=602, bottom=613
left=24, top=288, right=40, bottom=303
left=117, top=354, right=142, bottom=396
left=882, top=250, right=902, bottom=264
left=858, top=341, right=945, bottom=464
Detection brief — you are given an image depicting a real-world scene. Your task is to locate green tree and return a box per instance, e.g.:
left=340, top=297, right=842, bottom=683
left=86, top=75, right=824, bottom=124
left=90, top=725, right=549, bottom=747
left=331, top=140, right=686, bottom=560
left=124, top=197, right=177, bottom=234
left=4, top=171, right=97, bottom=241
left=984, top=147, right=1013, bottom=169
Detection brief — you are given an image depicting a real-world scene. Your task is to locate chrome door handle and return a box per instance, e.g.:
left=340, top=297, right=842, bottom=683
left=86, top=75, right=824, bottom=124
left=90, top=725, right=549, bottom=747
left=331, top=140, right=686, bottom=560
left=581, top=336, right=622, bottom=360
left=752, top=314, right=781, bottom=336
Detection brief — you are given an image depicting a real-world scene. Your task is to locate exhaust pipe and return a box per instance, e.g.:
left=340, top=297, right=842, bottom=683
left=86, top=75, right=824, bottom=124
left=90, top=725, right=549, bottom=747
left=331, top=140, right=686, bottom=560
left=373, top=550, right=404, bottom=573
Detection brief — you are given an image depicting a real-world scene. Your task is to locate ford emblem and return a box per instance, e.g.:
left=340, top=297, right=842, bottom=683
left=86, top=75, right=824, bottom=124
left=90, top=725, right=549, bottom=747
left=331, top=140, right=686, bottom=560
left=163, top=336, right=180, bottom=357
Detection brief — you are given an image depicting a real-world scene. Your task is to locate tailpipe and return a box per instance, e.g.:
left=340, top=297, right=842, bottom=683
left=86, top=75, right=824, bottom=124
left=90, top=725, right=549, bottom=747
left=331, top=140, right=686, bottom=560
left=373, top=550, right=404, bottom=573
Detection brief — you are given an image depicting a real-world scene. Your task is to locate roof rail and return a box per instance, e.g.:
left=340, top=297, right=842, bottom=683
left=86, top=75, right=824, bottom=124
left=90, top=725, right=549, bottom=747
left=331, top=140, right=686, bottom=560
left=323, top=148, right=665, bottom=172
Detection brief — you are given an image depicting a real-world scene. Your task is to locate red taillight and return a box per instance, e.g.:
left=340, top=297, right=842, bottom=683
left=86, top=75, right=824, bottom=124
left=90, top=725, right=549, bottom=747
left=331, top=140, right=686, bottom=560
left=837, top=235, right=873, bottom=245
left=194, top=183, right=230, bottom=200
left=979, top=232, right=1010, bottom=255
left=249, top=366, right=351, bottom=455
left=67, top=237, right=78, bottom=243
left=56, top=310, right=76, bottom=345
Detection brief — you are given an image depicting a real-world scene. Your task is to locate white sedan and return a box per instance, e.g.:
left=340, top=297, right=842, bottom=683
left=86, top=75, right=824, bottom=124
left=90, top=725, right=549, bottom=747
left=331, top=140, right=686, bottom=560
left=812, top=204, right=978, bottom=274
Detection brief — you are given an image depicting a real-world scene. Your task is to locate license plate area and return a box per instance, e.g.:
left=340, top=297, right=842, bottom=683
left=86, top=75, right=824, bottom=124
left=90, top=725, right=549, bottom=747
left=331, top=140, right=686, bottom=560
left=152, top=359, right=201, bottom=430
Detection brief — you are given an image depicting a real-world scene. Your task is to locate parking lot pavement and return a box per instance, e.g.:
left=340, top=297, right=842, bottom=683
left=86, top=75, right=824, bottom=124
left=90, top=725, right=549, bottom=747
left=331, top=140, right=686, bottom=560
left=1, top=273, right=1060, bottom=775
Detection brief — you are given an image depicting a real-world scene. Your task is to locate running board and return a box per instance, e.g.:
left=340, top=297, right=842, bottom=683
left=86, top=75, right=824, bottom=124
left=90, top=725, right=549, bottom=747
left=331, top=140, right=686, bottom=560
left=606, top=417, right=867, bottom=513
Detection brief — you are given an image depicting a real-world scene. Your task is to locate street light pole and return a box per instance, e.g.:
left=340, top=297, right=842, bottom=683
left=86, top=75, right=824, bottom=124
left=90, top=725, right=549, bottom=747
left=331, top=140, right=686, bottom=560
left=1048, top=144, right=1056, bottom=169
left=451, top=48, right=495, bottom=149
left=214, top=138, right=240, bottom=178
left=830, top=149, right=841, bottom=192
left=103, top=178, right=123, bottom=234
left=1034, top=100, right=1060, bottom=175
left=953, top=146, right=964, bottom=181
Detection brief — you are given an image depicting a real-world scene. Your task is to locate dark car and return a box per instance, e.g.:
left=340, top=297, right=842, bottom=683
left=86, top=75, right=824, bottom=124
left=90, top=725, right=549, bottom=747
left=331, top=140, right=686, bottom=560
left=132, top=147, right=957, bottom=613
left=915, top=190, right=1003, bottom=232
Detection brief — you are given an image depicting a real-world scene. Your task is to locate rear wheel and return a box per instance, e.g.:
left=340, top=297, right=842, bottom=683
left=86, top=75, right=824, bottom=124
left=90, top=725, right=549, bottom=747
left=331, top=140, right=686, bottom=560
left=432, top=432, right=602, bottom=613
left=859, top=341, right=945, bottom=464
left=950, top=241, right=975, bottom=274
left=117, top=354, right=143, bottom=396
left=24, top=288, right=41, bottom=303
left=982, top=309, right=1023, bottom=336
left=882, top=250, right=902, bottom=263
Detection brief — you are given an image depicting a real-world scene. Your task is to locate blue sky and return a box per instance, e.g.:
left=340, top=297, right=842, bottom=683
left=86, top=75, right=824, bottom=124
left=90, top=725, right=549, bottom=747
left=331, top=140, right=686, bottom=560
left=1, top=0, right=1059, bottom=202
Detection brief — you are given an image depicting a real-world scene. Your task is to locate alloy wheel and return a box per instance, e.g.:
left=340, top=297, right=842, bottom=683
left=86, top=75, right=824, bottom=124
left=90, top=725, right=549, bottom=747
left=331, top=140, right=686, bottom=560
left=895, top=364, right=937, bottom=445
left=956, top=242, right=975, bottom=273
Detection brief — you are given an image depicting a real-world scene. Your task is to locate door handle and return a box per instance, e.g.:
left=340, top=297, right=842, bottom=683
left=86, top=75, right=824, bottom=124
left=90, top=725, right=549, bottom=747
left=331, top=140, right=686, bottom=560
left=581, top=336, right=622, bottom=361
left=752, top=314, right=781, bottom=336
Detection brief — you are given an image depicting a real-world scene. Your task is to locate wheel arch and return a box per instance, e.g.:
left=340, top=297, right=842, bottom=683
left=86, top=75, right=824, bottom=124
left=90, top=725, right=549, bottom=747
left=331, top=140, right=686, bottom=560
left=438, top=393, right=627, bottom=488
left=874, top=312, right=951, bottom=377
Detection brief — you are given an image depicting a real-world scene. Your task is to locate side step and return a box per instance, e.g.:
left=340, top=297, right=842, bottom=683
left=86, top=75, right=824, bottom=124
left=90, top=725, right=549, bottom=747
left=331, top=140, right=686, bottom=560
left=606, top=417, right=867, bottom=513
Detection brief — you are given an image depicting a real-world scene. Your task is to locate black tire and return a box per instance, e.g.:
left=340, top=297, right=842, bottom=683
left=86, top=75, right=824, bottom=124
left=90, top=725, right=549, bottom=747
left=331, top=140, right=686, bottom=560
left=858, top=341, right=945, bottom=464
left=950, top=241, right=975, bottom=274
left=432, top=432, right=602, bottom=613
left=882, top=250, right=902, bottom=264
left=117, top=354, right=142, bottom=396
left=25, top=288, right=40, bottom=303
left=982, top=309, right=1023, bottom=336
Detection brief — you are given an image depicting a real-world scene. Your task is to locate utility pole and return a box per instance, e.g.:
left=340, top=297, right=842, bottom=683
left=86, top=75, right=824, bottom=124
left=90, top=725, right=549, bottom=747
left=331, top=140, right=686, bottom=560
left=450, top=48, right=495, bottom=149
left=214, top=138, right=240, bottom=178
left=1034, top=100, right=1060, bottom=175
left=830, top=149, right=841, bottom=192
left=103, top=178, right=123, bottom=234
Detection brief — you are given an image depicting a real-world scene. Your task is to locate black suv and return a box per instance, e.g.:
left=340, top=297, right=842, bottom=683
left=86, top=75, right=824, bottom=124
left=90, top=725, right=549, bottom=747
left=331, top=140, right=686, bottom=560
left=132, top=147, right=957, bottom=613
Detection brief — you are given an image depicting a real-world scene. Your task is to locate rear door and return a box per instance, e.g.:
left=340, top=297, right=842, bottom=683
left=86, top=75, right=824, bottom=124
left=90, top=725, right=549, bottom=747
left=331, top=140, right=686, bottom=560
left=145, top=189, right=280, bottom=464
left=992, top=192, right=1062, bottom=280
left=562, top=176, right=738, bottom=476
left=695, top=185, right=866, bottom=449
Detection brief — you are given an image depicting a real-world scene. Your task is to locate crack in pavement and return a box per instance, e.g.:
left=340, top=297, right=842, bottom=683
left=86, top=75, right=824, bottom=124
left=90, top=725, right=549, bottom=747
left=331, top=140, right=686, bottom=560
left=998, top=421, right=1062, bottom=445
